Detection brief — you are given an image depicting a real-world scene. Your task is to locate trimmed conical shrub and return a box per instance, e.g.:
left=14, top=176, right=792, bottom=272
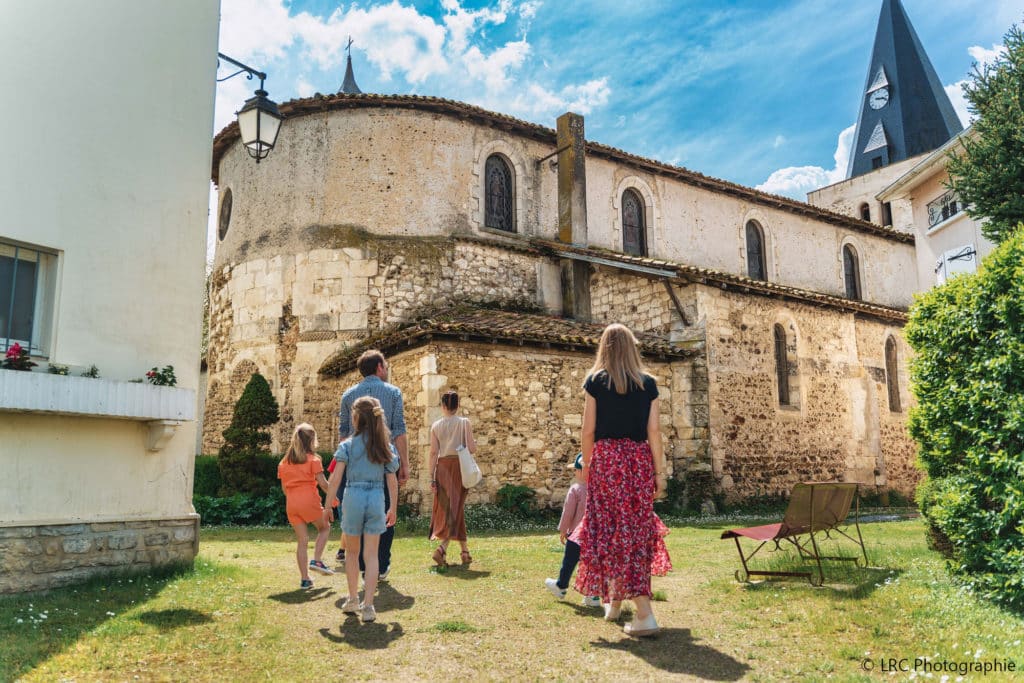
left=218, top=373, right=280, bottom=495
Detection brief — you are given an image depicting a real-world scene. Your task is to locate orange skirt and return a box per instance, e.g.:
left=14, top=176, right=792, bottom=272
left=430, top=457, right=467, bottom=541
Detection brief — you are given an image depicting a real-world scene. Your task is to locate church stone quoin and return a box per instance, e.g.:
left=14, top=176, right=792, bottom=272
left=207, top=90, right=919, bottom=510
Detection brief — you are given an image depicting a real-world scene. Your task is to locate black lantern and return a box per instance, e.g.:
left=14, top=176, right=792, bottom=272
left=236, top=89, right=282, bottom=161
left=218, top=53, right=284, bottom=163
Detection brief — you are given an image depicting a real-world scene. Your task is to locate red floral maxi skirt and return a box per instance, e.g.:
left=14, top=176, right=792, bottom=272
left=572, top=438, right=672, bottom=601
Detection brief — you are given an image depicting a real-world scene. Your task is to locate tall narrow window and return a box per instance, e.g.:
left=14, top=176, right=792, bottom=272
left=774, top=324, right=790, bottom=406
left=885, top=337, right=901, bottom=412
left=859, top=203, right=871, bottom=222
left=843, top=245, right=861, bottom=300
left=1, top=239, right=58, bottom=357
left=484, top=154, right=514, bottom=232
left=881, top=201, right=893, bottom=227
left=622, top=189, right=646, bottom=256
left=745, top=221, right=766, bottom=281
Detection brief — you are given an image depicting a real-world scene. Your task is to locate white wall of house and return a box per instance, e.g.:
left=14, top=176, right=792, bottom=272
left=0, top=1, right=218, bottom=524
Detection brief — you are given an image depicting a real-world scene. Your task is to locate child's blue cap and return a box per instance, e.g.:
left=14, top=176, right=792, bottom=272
left=569, top=453, right=583, bottom=470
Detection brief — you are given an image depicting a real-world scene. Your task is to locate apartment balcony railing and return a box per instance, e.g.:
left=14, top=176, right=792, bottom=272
left=927, top=190, right=964, bottom=228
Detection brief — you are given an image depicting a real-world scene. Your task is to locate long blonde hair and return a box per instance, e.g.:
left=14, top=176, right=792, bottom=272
left=586, top=323, right=647, bottom=394
left=285, top=423, right=318, bottom=464
left=351, top=396, right=393, bottom=465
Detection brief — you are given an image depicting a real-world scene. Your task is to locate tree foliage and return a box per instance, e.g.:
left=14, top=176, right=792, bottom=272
left=217, top=373, right=280, bottom=495
left=906, top=229, right=1024, bottom=610
left=947, top=24, right=1024, bottom=244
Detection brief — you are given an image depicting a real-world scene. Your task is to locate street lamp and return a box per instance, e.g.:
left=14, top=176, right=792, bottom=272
left=217, top=53, right=283, bottom=163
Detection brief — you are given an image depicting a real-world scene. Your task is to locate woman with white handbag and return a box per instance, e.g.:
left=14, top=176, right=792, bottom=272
left=428, top=390, right=478, bottom=566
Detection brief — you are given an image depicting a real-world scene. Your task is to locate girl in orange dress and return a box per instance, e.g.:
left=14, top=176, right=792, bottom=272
left=278, top=423, right=334, bottom=589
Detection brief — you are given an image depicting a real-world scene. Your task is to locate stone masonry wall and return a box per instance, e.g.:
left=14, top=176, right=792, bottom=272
left=700, top=284, right=918, bottom=501
left=590, top=268, right=678, bottom=335
left=0, top=518, right=199, bottom=594
left=202, top=236, right=539, bottom=454
left=314, top=342, right=706, bottom=514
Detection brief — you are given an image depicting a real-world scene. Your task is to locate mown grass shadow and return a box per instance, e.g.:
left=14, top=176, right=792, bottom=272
left=0, top=563, right=193, bottom=682
left=318, top=616, right=405, bottom=649
left=738, top=563, right=903, bottom=600
left=591, top=627, right=749, bottom=679
left=267, top=586, right=337, bottom=604
left=133, top=608, right=213, bottom=631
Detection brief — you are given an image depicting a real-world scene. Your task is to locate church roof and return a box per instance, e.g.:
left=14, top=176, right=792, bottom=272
left=317, top=305, right=699, bottom=376
left=847, top=0, right=963, bottom=178
left=339, top=54, right=362, bottom=94
left=211, top=93, right=911, bottom=244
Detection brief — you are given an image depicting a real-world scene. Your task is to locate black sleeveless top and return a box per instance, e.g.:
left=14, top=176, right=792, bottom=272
left=584, top=370, right=658, bottom=441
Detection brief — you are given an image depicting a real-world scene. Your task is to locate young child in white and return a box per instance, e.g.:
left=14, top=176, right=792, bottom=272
left=323, top=396, right=399, bottom=623
left=545, top=453, right=601, bottom=607
left=278, top=423, right=334, bottom=590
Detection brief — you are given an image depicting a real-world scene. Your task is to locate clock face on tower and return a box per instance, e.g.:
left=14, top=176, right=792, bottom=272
left=869, top=87, right=890, bottom=109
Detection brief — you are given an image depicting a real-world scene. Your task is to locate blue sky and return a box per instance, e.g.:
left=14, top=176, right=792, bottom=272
left=213, top=0, right=1021, bottom=205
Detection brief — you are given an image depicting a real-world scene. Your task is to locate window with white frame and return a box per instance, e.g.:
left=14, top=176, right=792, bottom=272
left=1, top=239, right=58, bottom=357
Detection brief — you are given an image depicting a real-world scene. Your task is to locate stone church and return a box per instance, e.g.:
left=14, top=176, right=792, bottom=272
left=203, top=0, right=960, bottom=511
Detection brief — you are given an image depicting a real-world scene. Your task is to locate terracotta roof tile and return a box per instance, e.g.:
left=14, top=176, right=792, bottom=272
left=318, top=306, right=699, bottom=377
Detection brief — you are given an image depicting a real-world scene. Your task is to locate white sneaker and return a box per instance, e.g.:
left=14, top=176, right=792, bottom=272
left=361, top=603, right=377, bottom=622
left=603, top=602, right=622, bottom=621
left=624, top=613, right=659, bottom=637
left=379, top=567, right=390, bottom=582
left=341, top=597, right=360, bottom=614
left=582, top=595, right=602, bottom=608
left=544, top=578, right=567, bottom=599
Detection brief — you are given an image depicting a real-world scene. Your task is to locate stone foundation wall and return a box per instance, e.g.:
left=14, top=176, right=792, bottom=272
left=0, top=517, right=199, bottom=594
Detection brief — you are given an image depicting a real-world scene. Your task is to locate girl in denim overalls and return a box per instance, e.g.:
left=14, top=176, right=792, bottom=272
left=323, top=396, right=399, bottom=622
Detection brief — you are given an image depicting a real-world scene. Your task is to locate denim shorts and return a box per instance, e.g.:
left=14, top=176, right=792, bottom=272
left=341, top=481, right=387, bottom=536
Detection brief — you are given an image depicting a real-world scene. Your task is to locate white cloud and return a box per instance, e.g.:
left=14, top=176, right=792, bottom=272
left=296, top=76, right=315, bottom=98
left=773, top=135, right=785, bottom=149
left=756, top=123, right=855, bottom=200
left=945, top=43, right=1008, bottom=127
left=510, top=77, right=611, bottom=117
left=967, top=43, right=1006, bottom=67
left=945, top=82, right=972, bottom=127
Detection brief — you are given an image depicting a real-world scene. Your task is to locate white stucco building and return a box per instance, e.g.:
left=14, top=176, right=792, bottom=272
left=0, top=1, right=219, bottom=592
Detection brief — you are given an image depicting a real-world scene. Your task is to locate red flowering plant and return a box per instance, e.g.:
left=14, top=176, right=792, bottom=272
left=145, top=365, right=177, bottom=387
left=2, top=343, right=38, bottom=371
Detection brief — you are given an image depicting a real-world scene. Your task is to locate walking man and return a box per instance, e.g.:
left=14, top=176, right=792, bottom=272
left=329, top=349, right=409, bottom=579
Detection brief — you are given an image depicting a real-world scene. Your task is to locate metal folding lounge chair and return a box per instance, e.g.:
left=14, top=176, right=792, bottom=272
left=720, top=482, right=868, bottom=586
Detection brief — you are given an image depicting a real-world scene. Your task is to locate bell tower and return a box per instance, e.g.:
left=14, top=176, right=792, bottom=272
left=847, top=0, right=962, bottom=179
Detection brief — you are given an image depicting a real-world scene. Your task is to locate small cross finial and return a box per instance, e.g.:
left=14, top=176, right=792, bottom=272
left=346, top=36, right=354, bottom=57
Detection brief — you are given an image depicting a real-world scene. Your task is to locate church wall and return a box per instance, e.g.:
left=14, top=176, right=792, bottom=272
left=806, top=155, right=921, bottom=225
left=313, top=342, right=702, bottom=514
left=203, top=237, right=541, bottom=454
left=699, top=285, right=917, bottom=500
left=582, top=155, right=918, bottom=310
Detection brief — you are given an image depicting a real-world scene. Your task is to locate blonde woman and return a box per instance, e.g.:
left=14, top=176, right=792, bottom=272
left=571, top=323, right=671, bottom=637
left=428, top=390, right=476, bottom=566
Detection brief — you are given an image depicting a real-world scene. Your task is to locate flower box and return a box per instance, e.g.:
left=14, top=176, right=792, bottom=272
left=0, top=370, right=195, bottom=451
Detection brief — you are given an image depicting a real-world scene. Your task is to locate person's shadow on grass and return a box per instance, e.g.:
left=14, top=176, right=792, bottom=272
left=267, top=587, right=336, bottom=604
left=431, top=565, right=491, bottom=580
left=375, top=582, right=415, bottom=611
left=318, top=616, right=404, bottom=649
left=591, top=627, right=749, bottom=680
left=134, top=608, right=213, bottom=631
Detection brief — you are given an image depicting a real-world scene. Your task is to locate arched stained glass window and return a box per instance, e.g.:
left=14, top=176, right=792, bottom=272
left=622, top=189, right=646, bottom=256
left=746, top=221, right=766, bottom=281
left=774, top=323, right=790, bottom=406
left=886, top=337, right=901, bottom=412
left=843, top=244, right=861, bottom=300
left=484, top=155, right=514, bottom=232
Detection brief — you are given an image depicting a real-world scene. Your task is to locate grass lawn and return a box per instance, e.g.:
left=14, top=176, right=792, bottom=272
left=2, top=516, right=1022, bottom=681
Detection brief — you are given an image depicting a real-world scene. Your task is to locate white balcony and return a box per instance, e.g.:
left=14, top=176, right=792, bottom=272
left=0, top=370, right=195, bottom=451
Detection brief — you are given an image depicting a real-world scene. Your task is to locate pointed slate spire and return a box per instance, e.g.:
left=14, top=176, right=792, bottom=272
left=846, top=0, right=962, bottom=178
left=339, top=36, right=362, bottom=94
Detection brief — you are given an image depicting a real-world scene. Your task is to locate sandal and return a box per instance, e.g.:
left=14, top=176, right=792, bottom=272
left=460, top=550, right=472, bottom=566
left=432, top=546, right=447, bottom=567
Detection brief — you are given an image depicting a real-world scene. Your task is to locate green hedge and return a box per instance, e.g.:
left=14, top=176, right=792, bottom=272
left=194, top=489, right=287, bottom=526
left=906, top=227, right=1024, bottom=610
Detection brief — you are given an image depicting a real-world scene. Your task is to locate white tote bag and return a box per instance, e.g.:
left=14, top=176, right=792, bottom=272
left=455, top=418, right=482, bottom=488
